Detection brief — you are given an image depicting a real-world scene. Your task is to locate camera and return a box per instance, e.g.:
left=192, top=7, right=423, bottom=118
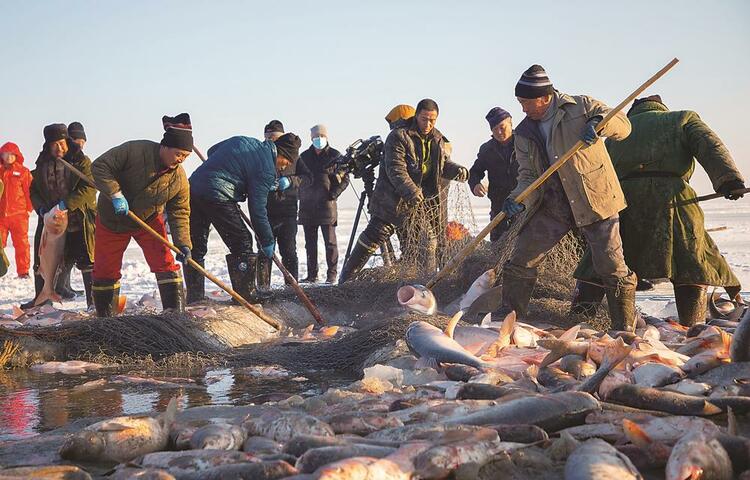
left=334, top=135, right=384, bottom=183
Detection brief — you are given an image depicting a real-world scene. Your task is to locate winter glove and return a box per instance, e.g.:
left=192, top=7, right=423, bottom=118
left=718, top=179, right=746, bottom=200
left=502, top=198, right=525, bottom=218
left=454, top=167, right=469, bottom=183
left=261, top=242, right=276, bottom=259
left=36, top=206, right=49, bottom=216
left=175, top=245, right=192, bottom=264
left=405, top=191, right=425, bottom=209
left=472, top=183, right=488, bottom=197
left=277, top=176, right=292, bottom=191
left=111, top=193, right=129, bottom=216
left=58, top=200, right=66, bottom=211
left=580, top=117, right=602, bottom=146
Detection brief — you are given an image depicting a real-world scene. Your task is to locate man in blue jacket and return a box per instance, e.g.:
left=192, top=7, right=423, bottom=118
left=186, top=133, right=302, bottom=303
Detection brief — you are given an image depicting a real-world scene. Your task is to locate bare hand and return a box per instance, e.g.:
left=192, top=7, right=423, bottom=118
left=472, top=183, right=487, bottom=197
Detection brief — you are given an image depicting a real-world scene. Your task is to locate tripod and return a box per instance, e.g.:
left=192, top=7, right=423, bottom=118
left=344, top=167, right=395, bottom=266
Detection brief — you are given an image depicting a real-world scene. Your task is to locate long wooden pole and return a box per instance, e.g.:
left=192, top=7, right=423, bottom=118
left=425, top=57, right=680, bottom=290
left=671, top=187, right=750, bottom=208
left=193, top=146, right=326, bottom=325
left=57, top=156, right=281, bottom=330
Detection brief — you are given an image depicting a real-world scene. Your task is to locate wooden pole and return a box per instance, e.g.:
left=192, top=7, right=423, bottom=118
left=425, top=57, right=680, bottom=290
left=671, top=187, right=750, bottom=208
left=56, top=156, right=281, bottom=330
left=193, top=146, right=326, bottom=325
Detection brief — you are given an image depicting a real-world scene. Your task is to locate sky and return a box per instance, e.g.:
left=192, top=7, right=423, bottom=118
left=1, top=0, right=749, bottom=208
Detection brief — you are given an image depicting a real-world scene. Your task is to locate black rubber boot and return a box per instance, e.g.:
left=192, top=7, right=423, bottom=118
left=674, top=284, right=708, bottom=327
left=226, top=253, right=261, bottom=303
left=184, top=260, right=206, bottom=305
left=605, top=278, right=637, bottom=333
left=20, top=273, right=45, bottom=310
left=81, top=270, right=93, bottom=309
left=55, top=259, right=81, bottom=300
left=570, top=280, right=606, bottom=318
left=338, top=241, right=376, bottom=284
left=157, top=271, right=185, bottom=313
left=257, top=255, right=272, bottom=291
left=93, top=279, right=120, bottom=318
left=497, top=270, right=537, bottom=319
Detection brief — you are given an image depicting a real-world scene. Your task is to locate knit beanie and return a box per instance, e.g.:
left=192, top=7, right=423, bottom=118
left=264, top=120, right=284, bottom=134
left=628, top=95, right=666, bottom=115
left=385, top=104, right=416, bottom=125
left=310, top=124, right=328, bottom=138
left=68, top=122, right=87, bottom=141
left=161, top=113, right=194, bottom=151
left=515, top=64, right=555, bottom=99
left=43, top=123, right=68, bottom=145
left=274, top=133, right=302, bottom=162
left=485, top=107, right=511, bottom=128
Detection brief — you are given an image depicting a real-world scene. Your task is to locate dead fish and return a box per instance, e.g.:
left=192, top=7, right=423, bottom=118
left=538, top=339, right=590, bottom=368
left=35, top=205, right=68, bottom=306
left=605, top=384, right=722, bottom=416
left=538, top=366, right=580, bottom=390
left=456, top=383, right=526, bottom=400
left=134, top=450, right=257, bottom=477
left=716, top=433, right=750, bottom=475
left=560, top=354, right=596, bottom=379
left=489, top=423, right=549, bottom=444
left=661, top=379, right=712, bottom=396
left=59, top=397, right=177, bottom=463
left=178, top=460, right=298, bottom=480
left=405, top=318, right=488, bottom=370
left=243, top=436, right=283, bottom=455
left=577, top=338, right=632, bottom=394
left=632, top=363, right=685, bottom=388
left=71, top=378, right=108, bottom=394
left=396, top=284, right=436, bottom=315
left=414, top=430, right=518, bottom=479
left=681, top=329, right=731, bottom=376
left=244, top=410, right=334, bottom=442
left=443, top=364, right=481, bottom=382
left=366, top=423, right=494, bottom=443
left=31, top=360, right=103, bottom=375
left=731, top=307, right=750, bottom=362
left=445, top=391, right=601, bottom=432
left=296, top=445, right=396, bottom=473
left=0, top=465, right=92, bottom=479
left=111, top=375, right=186, bottom=388
left=459, top=269, right=496, bottom=312
left=564, top=438, right=643, bottom=480
left=693, top=361, right=750, bottom=387
left=449, top=311, right=515, bottom=356
left=324, top=412, right=403, bottom=436
left=618, top=420, right=671, bottom=470
left=665, top=429, right=733, bottom=480
left=559, top=423, right=624, bottom=443
left=189, top=423, right=246, bottom=450
left=109, top=468, right=176, bottom=479
left=169, top=423, right=201, bottom=450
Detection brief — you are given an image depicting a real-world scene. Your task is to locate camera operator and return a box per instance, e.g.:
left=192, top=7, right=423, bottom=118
left=339, top=98, right=469, bottom=283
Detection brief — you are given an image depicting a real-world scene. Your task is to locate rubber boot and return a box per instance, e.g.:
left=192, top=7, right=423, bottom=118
left=92, top=279, right=120, bottom=318
left=257, top=255, right=272, bottom=291
left=55, top=259, right=81, bottom=300
left=81, top=269, right=93, bottom=309
left=184, top=260, right=206, bottom=304
left=570, top=280, right=606, bottom=318
left=20, top=273, right=45, bottom=310
left=674, top=284, right=708, bottom=327
left=226, top=253, right=261, bottom=303
left=157, top=271, right=185, bottom=313
left=338, top=241, right=376, bottom=284
left=605, top=279, right=637, bottom=333
left=496, top=270, right=537, bottom=319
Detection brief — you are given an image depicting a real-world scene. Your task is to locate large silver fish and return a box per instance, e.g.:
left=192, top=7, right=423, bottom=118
left=405, top=319, right=488, bottom=370
left=35, top=206, right=68, bottom=306
left=397, top=284, right=437, bottom=315
left=564, top=438, right=643, bottom=480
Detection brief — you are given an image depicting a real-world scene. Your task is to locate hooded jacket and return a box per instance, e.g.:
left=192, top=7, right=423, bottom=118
left=0, top=142, right=33, bottom=218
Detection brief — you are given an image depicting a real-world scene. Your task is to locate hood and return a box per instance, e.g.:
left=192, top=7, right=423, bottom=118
left=0, top=142, right=25, bottom=165
left=628, top=100, right=669, bottom=117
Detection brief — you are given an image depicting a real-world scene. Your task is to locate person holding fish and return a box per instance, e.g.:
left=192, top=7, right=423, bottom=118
left=90, top=115, right=194, bottom=316
left=573, top=95, right=746, bottom=326
left=22, top=124, right=97, bottom=310
left=496, top=65, right=639, bottom=332
left=0, top=142, right=33, bottom=278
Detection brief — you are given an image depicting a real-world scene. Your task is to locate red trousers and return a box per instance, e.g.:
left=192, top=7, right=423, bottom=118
left=0, top=213, right=30, bottom=275
left=93, top=214, right=180, bottom=281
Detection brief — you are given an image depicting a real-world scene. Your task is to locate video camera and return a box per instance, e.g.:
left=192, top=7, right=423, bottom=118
left=334, top=135, right=384, bottom=183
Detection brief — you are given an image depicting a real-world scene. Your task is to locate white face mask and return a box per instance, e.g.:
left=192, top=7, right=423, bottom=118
left=312, top=136, right=328, bottom=149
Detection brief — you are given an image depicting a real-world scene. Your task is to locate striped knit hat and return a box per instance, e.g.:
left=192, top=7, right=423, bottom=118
left=515, top=64, right=555, bottom=99
left=161, top=113, right=194, bottom=152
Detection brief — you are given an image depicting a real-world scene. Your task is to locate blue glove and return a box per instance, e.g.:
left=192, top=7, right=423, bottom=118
left=37, top=206, right=49, bottom=216
left=502, top=198, right=525, bottom=218
left=261, top=243, right=275, bottom=259
left=112, top=196, right=129, bottom=216
left=175, top=245, right=192, bottom=264
left=277, top=176, right=292, bottom=191
left=581, top=118, right=601, bottom=146
left=58, top=200, right=66, bottom=211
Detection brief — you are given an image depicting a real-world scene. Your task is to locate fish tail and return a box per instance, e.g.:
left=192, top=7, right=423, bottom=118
left=162, top=397, right=179, bottom=428
left=719, top=329, right=732, bottom=357
left=498, top=311, right=516, bottom=344
left=602, top=337, right=632, bottom=369
left=558, top=324, right=581, bottom=341
left=622, top=419, right=652, bottom=449
left=444, top=311, right=464, bottom=339
left=34, top=287, right=61, bottom=307
left=540, top=341, right=568, bottom=368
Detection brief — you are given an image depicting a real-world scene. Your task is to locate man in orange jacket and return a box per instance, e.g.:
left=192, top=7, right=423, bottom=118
left=0, top=142, right=33, bottom=277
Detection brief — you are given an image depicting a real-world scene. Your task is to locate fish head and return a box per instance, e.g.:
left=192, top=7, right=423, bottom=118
left=59, top=431, right=105, bottom=460
left=397, top=284, right=437, bottom=315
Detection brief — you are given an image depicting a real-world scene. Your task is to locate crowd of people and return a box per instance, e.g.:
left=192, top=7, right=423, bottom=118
left=0, top=64, right=745, bottom=332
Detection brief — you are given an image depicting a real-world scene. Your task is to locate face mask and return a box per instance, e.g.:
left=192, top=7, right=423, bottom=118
left=312, top=136, right=328, bottom=149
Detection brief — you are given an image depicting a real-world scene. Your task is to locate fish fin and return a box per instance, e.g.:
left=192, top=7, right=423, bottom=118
left=603, top=337, right=633, bottom=369
left=558, top=324, right=581, bottom=342
left=718, top=329, right=732, bottom=357
left=444, top=311, right=464, bottom=339
left=414, top=357, right=439, bottom=370
left=319, top=326, right=339, bottom=337
left=622, top=419, right=652, bottom=449
left=161, top=397, right=179, bottom=429
left=11, top=306, right=25, bottom=320
left=117, top=295, right=127, bottom=314
left=34, top=289, right=62, bottom=307
left=525, top=364, right=539, bottom=379
left=480, top=313, right=492, bottom=327
left=499, top=311, right=516, bottom=343
left=727, top=406, right=737, bottom=436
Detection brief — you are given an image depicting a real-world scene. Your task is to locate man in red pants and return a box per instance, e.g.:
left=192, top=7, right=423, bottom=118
left=90, top=114, right=193, bottom=317
left=0, top=142, right=33, bottom=277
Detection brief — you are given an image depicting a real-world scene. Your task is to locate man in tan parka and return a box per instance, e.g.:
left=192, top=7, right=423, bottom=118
left=498, top=64, right=638, bottom=331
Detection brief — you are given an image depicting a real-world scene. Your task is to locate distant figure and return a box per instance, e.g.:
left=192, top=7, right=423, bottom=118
left=574, top=95, right=746, bottom=326
left=0, top=178, right=9, bottom=277
left=298, top=124, right=349, bottom=284
left=0, top=142, right=33, bottom=277
left=259, top=120, right=312, bottom=288
left=468, top=107, right=518, bottom=241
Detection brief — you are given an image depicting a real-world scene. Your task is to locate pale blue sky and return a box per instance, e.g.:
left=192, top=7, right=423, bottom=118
left=1, top=0, right=748, bottom=206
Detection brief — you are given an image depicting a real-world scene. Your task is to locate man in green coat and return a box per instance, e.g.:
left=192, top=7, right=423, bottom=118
left=573, top=95, right=745, bottom=326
